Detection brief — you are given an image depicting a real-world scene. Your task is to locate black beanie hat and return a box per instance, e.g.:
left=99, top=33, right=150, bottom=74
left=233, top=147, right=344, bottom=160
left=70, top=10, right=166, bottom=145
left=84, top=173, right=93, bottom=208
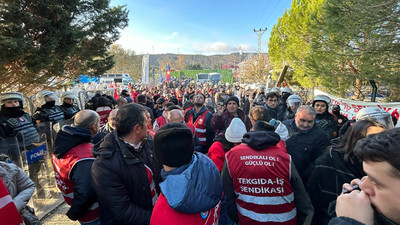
left=154, top=122, right=194, bottom=167
left=225, top=96, right=239, bottom=106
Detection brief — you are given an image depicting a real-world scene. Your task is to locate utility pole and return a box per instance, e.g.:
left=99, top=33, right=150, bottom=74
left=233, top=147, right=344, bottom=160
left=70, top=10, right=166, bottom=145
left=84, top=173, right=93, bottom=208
left=254, top=28, right=267, bottom=54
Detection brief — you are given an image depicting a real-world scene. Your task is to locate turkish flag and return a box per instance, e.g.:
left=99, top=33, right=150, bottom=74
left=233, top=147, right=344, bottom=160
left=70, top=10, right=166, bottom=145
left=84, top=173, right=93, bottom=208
left=166, top=63, right=171, bottom=81
left=166, top=70, right=171, bottom=81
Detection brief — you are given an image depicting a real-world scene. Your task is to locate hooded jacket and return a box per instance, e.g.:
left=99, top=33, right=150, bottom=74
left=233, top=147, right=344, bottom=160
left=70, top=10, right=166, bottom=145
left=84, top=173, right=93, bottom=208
left=150, top=152, right=222, bottom=225
left=222, top=131, right=313, bottom=225
left=91, top=130, right=161, bottom=225
left=52, top=125, right=98, bottom=221
left=0, top=161, right=35, bottom=212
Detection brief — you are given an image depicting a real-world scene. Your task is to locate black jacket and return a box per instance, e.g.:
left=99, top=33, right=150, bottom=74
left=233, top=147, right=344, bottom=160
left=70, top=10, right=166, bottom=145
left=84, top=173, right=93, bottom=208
left=316, top=112, right=338, bottom=140
left=307, top=148, right=365, bottom=225
left=91, top=130, right=161, bottom=225
left=283, top=119, right=330, bottom=184
left=53, top=125, right=97, bottom=221
left=93, top=123, right=113, bottom=145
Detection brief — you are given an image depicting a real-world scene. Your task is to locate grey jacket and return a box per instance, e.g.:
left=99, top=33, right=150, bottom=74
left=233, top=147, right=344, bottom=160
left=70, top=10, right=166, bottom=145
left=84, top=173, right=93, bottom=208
left=0, top=161, right=35, bottom=211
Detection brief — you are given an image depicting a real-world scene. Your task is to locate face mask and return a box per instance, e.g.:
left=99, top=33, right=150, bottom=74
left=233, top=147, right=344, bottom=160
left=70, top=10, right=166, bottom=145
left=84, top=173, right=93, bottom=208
left=1, top=105, right=24, bottom=117
left=44, top=100, right=56, bottom=108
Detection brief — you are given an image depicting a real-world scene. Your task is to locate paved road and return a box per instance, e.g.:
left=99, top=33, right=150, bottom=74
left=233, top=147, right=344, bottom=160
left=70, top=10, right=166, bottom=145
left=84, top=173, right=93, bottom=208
left=40, top=202, right=79, bottom=225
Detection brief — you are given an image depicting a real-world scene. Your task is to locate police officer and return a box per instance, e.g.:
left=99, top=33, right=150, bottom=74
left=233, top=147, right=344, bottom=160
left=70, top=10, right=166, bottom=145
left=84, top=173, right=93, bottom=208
left=59, top=92, right=80, bottom=120
left=0, top=92, right=39, bottom=147
left=33, top=90, right=65, bottom=124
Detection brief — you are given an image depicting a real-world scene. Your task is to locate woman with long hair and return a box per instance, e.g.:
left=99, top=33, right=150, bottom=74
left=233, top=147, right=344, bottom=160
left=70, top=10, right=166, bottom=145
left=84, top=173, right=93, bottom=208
left=307, top=120, right=386, bottom=225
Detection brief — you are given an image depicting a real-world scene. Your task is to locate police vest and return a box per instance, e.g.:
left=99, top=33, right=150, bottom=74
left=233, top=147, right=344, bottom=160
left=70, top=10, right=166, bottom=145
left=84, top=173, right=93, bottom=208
left=2, top=114, right=40, bottom=146
left=51, top=143, right=99, bottom=223
left=226, top=144, right=296, bottom=225
left=40, top=106, right=65, bottom=123
left=60, top=105, right=79, bottom=120
left=188, top=110, right=209, bottom=146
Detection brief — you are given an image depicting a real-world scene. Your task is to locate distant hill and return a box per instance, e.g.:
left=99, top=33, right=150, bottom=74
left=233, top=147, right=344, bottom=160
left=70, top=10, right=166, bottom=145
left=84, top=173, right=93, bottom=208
left=146, top=52, right=254, bottom=69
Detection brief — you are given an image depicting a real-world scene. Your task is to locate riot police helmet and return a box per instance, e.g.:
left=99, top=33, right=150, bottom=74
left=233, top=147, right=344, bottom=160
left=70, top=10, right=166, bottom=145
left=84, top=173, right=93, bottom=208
left=356, top=106, right=394, bottom=129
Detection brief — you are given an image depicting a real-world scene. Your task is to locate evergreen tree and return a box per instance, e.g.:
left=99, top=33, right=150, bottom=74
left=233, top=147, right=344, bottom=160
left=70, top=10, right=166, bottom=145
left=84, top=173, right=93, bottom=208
left=0, top=0, right=128, bottom=93
left=307, top=0, right=400, bottom=100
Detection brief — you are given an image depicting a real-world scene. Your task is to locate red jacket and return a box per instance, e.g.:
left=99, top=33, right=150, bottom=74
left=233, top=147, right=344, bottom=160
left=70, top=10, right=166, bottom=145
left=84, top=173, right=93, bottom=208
left=150, top=193, right=220, bottom=225
left=0, top=178, right=24, bottom=225
left=208, top=141, right=225, bottom=172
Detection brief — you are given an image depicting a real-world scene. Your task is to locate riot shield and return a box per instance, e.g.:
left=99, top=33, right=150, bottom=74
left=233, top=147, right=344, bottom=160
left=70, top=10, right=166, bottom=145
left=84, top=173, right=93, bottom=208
left=24, top=125, right=63, bottom=219
left=0, top=136, right=23, bottom=168
left=52, top=119, right=73, bottom=135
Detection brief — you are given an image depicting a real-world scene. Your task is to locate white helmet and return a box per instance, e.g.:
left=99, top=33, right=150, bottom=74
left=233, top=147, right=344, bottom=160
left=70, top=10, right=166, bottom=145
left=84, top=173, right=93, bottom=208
left=287, top=95, right=303, bottom=107
left=356, top=106, right=394, bottom=129
left=270, top=87, right=281, bottom=95
left=258, top=85, right=265, bottom=90
left=312, top=95, right=331, bottom=108
left=0, top=92, right=26, bottom=107
left=282, top=87, right=293, bottom=94
left=60, top=91, right=77, bottom=102
left=36, top=90, right=59, bottom=106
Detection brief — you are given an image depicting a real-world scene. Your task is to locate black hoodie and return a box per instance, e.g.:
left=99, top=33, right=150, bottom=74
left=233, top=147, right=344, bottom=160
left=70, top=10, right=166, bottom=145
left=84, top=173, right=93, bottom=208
left=53, top=125, right=98, bottom=221
left=241, top=130, right=280, bottom=150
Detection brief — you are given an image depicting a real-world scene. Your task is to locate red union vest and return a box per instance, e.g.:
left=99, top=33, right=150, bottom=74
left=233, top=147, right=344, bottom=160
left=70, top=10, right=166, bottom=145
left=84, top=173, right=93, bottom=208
left=0, top=178, right=24, bottom=225
left=51, top=143, right=99, bottom=223
left=226, top=144, right=296, bottom=225
left=96, top=106, right=112, bottom=127
left=176, top=90, right=184, bottom=102
left=188, top=110, right=209, bottom=146
left=155, top=115, right=168, bottom=131
left=150, top=193, right=220, bottom=225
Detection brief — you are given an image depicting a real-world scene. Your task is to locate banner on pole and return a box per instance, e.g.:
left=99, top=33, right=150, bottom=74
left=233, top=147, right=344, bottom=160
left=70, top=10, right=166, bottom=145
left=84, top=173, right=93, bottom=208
left=315, top=89, right=400, bottom=125
left=142, top=54, right=150, bottom=83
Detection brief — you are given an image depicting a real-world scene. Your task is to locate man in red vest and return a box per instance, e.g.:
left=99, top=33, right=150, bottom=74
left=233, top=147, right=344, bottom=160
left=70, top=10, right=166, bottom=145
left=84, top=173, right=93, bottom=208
left=185, top=93, right=214, bottom=153
left=222, top=121, right=313, bottom=225
left=52, top=110, right=101, bottom=224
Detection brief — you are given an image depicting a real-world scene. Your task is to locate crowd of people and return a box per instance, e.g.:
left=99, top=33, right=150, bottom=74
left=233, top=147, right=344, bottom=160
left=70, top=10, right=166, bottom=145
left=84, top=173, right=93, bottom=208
left=0, top=78, right=399, bottom=225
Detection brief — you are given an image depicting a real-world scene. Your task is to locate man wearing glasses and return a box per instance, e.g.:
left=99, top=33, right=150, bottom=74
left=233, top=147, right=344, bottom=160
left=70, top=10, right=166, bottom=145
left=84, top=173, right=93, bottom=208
left=283, top=105, right=330, bottom=184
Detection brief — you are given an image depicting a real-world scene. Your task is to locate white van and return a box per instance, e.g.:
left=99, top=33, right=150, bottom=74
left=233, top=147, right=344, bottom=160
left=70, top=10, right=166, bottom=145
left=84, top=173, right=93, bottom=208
left=209, top=72, right=221, bottom=84
left=100, top=73, right=134, bottom=85
left=196, top=73, right=210, bottom=83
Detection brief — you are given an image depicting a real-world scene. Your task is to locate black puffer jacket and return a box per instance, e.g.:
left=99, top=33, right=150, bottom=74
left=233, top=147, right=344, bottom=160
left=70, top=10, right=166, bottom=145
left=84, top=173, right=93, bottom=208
left=283, top=119, right=330, bottom=184
left=91, top=130, right=161, bottom=225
